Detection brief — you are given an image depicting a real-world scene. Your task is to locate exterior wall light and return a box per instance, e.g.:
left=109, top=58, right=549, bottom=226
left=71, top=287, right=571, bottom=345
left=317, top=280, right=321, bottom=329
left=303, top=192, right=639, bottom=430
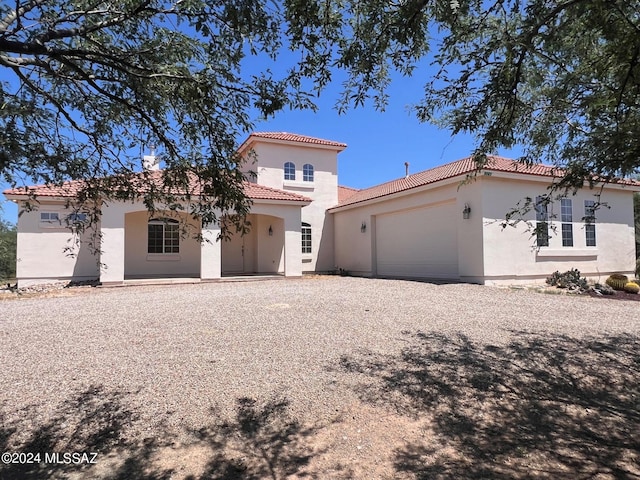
left=463, top=204, right=471, bottom=219
left=268, top=225, right=273, bottom=236
left=361, top=221, right=367, bottom=233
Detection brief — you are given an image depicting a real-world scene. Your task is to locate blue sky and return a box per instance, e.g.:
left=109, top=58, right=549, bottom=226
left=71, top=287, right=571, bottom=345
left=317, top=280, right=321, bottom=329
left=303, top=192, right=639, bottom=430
left=0, top=56, right=521, bottom=226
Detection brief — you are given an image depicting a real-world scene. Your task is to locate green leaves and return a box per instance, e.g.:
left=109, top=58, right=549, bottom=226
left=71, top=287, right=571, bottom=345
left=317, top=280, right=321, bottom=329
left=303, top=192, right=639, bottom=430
left=420, top=0, right=640, bottom=188
left=0, top=0, right=294, bottom=231
left=0, top=218, right=16, bottom=282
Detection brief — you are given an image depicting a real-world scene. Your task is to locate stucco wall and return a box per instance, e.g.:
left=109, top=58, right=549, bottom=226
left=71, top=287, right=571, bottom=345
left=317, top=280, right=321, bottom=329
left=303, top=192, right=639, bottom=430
left=243, top=141, right=340, bottom=272
left=253, top=214, right=285, bottom=273
left=250, top=202, right=303, bottom=276
left=480, top=176, right=637, bottom=284
left=15, top=202, right=100, bottom=287
left=455, top=179, right=485, bottom=282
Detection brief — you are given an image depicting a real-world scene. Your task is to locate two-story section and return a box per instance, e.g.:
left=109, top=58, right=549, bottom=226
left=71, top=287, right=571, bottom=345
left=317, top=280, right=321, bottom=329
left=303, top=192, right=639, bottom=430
left=238, top=132, right=347, bottom=272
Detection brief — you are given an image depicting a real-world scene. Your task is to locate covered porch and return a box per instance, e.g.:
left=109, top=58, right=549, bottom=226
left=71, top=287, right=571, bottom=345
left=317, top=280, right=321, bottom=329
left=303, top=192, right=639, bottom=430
left=99, top=197, right=309, bottom=285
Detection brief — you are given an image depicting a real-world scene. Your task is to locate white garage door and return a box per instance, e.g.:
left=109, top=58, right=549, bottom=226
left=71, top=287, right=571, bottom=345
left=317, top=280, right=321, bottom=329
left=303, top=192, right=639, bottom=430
left=376, top=202, right=459, bottom=279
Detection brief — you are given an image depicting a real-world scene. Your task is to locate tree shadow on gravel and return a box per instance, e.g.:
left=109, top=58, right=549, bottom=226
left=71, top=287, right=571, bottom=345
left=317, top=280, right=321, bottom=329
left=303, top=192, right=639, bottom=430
left=337, top=331, right=640, bottom=479
left=0, top=388, right=327, bottom=480
left=188, top=397, right=322, bottom=479
left=0, top=385, right=139, bottom=480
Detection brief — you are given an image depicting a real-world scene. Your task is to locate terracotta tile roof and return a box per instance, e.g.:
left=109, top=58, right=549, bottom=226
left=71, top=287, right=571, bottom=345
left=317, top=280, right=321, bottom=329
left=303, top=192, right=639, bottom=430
left=331, top=155, right=640, bottom=209
left=3, top=175, right=311, bottom=203
left=338, top=185, right=359, bottom=203
left=243, top=132, right=347, bottom=149
left=242, top=182, right=311, bottom=202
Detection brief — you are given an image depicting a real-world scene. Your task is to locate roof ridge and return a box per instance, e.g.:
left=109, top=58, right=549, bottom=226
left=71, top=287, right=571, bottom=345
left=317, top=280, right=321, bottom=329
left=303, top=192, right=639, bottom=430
left=247, top=131, right=347, bottom=148
left=331, top=155, right=581, bottom=210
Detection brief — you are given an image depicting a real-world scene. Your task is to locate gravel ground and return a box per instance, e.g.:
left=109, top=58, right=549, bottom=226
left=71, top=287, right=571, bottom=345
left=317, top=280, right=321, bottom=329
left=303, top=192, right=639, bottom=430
left=0, top=276, right=638, bottom=479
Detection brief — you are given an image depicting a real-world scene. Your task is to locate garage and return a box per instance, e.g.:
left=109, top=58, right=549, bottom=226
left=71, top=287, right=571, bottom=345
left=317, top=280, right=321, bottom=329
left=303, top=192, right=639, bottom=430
left=375, top=201, right=459, bottom=279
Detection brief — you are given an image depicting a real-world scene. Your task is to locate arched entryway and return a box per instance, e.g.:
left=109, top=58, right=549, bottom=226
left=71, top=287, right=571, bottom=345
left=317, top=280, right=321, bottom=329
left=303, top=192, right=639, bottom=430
left=123, top=210, right=201, bottom=279
left=221, top=213, right=285, bottom=275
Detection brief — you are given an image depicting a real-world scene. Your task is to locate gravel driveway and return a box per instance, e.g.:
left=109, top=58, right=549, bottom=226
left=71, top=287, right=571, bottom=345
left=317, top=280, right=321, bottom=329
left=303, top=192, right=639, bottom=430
left=1, top=277, right=638, bottom=479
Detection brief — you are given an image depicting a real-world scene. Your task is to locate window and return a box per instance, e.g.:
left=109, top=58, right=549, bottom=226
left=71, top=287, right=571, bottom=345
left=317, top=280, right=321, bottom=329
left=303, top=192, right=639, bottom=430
left=284, top=162, right=296, bottom=181
left=584, top=200, right=597, bottom=247
left=535, top=196, right=549, bottom=247
left=560, top=198, right=573, bottom=247
left=301, top=222, right=311, bottom=254
left=148, top=218, right=179, bottom=254
left=40, top=212, right=60, bottom=223
left=67, top=213, right=87, bottom=223
left=303, top=164, right=314, bottom=182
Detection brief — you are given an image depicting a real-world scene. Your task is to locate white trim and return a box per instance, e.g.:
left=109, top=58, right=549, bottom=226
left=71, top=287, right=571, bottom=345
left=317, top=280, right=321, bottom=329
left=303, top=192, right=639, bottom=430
left=535, top=249, right=598, bottom=258
left=146, top=254, right=181, bottom=261
left=283, top=180, right=315, bottom=190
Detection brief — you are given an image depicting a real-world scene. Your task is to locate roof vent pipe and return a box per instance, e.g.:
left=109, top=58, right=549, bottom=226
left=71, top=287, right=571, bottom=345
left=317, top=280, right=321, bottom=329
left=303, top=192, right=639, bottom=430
left=143, top=143, right=160, bottom=171
left=404, top=162, right=409, bottom=178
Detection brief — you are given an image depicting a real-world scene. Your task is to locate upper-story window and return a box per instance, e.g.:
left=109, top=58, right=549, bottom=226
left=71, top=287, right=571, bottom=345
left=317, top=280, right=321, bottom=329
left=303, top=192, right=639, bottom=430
left=560, top=198, right=573, bottom=247
left=284, top=162, right=296, bottom=181
left=303, top=164, right=314, bottom=182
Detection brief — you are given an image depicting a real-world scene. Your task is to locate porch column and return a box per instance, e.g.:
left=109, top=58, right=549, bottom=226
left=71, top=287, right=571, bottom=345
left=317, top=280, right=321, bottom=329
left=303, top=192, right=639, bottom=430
left=283, top=210, right=302, bottom=277
left=100, top=203, right=125, bottom=285
left=201, top=221, right=221, bottom=280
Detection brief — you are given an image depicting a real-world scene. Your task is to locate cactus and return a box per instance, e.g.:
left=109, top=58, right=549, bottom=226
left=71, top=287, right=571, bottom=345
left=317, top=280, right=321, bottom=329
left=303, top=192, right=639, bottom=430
left=623, top=282, right=640, bottom=294
left=606, top=274, right=629, bottom=291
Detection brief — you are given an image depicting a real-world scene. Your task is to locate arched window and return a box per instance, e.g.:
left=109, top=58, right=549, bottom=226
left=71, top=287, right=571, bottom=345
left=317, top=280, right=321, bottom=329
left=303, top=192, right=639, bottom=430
left=303, top=164, right=314, bottom=182
left=284, top=162, right=296, bottom=181
left=148, top=218, right=179, bottom=254
left=301, top=222, right=312, bottom=253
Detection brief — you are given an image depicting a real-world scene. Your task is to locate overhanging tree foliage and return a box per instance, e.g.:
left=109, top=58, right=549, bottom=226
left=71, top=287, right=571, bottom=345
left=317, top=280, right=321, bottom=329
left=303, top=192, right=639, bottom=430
left=291, top=0, right=640, bottom=190
left=1, top=0, right=639, bottom=232
left=0, top=219, right=16, bottom=281
left=0, top=0, right=316, bottom=233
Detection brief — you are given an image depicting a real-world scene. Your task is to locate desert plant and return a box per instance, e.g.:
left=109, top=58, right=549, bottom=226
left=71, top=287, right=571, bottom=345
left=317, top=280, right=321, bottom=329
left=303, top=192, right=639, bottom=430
left=624, top=282, right=640, bottom=294
left=605, top=274, right=629, bottom=291
left=592, top=283, right=615, bottom=295
left=546, top=269, right=588, bottom=292
left=0, top=220, right=17, bottom=283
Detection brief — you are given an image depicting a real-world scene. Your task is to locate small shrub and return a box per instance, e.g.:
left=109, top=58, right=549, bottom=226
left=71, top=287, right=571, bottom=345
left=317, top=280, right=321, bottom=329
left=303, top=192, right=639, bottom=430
left=623, top=282, right=640, bottom=294
left=546, top=269, right=588, bottom=292
left=605, top=274, right=629, bottom=291
left=636, top=258, right=640, bottom=278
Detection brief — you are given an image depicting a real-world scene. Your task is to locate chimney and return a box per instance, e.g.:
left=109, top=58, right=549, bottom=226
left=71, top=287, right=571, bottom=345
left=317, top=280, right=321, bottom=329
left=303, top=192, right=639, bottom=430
left=404, top=162, right=409, bottom=178
left=143, top=144, right=160, bottom=171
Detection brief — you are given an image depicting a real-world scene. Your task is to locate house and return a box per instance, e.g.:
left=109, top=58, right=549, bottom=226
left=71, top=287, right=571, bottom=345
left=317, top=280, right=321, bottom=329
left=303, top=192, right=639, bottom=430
left=3, top=132, right=639, bottom=287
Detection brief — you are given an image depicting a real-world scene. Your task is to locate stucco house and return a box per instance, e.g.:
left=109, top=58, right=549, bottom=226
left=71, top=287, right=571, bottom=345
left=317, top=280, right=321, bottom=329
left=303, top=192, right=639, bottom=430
left=4, top=132, right=639, bottom=287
